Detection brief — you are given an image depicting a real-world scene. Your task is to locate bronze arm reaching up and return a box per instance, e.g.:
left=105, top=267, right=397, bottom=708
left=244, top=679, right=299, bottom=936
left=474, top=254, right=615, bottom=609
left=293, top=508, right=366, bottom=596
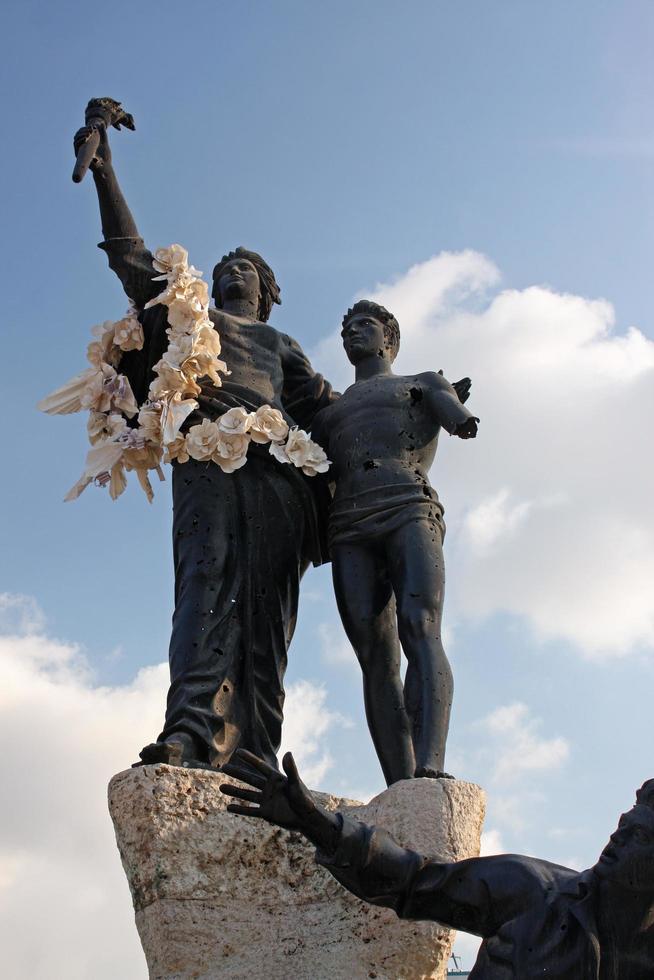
left=221, top=750, right=654, bottom=979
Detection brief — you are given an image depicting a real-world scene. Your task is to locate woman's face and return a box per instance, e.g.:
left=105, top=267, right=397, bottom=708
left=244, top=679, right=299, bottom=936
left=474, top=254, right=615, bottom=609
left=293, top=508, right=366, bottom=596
left=217, top=258, right=260, bottom=307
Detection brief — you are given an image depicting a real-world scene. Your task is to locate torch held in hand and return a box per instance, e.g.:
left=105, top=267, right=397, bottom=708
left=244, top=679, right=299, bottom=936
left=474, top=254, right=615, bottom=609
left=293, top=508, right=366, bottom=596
left=72, top=97, right=135, bottom=183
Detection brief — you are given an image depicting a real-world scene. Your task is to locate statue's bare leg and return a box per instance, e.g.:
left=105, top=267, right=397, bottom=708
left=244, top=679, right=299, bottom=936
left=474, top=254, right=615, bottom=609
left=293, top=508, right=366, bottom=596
left=332, top=542, right=415, bottom=785
left=386, top=521, right=453, bottom=778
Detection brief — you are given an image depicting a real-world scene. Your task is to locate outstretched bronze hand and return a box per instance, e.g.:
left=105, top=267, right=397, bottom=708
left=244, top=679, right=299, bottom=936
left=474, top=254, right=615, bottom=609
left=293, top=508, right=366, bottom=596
left=220, top=749, right=341, bottom=851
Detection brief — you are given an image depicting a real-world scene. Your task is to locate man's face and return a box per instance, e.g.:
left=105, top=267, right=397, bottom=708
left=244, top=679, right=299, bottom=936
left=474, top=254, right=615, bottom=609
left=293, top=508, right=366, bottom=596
left=217, top=258, right=260, bottom=307
left=341, top=313, right=388, bottom=365
left=595, top=805, right=654, bottom=891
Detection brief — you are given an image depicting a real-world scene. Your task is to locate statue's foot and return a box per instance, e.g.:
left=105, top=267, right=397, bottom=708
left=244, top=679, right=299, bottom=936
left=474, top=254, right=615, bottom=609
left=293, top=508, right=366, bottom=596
left=133, top=732, right=206, bottom=769
left=415, top=766, right=455, bottom=780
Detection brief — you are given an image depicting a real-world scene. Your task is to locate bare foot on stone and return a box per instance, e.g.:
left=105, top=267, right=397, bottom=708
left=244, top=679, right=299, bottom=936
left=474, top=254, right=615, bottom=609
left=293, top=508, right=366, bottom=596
left=414, top=766, right=455, bottom=780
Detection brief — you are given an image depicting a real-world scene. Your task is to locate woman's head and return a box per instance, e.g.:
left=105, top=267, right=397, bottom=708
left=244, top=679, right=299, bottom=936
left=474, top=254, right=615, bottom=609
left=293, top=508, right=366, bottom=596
left=212, top=247, right=281, bottom=322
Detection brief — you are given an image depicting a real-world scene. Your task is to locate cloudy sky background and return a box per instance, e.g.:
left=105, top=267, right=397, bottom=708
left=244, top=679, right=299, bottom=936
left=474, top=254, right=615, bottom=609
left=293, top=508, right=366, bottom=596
left=2, top=1, right=654, bottom=975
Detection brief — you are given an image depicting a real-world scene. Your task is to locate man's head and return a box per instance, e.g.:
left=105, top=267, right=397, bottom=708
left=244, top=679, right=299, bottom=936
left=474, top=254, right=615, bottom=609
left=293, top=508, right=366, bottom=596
left=341, top=300, right=400, bottom=366
left=212, top=247, right=281, bottom=322
left=594, top=780, right=654, bottom=892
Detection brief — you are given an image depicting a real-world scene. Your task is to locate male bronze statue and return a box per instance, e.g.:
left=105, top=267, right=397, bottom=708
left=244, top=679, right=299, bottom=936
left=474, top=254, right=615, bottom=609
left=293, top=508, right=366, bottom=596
left=73, top=114, right=336, bottom=770
left=312, top=300, right=478, bottom=784
left=222, top=750, right=654, bottom=979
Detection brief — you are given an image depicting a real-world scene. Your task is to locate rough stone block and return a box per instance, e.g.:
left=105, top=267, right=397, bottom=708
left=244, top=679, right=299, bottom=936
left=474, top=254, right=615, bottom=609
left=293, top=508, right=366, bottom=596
left=108, top=765, right=485, bottom=980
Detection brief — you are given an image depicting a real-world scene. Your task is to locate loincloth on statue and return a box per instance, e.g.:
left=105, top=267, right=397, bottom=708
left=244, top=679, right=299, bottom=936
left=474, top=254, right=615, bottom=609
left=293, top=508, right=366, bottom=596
left=328, top=482, right=445, bottom=551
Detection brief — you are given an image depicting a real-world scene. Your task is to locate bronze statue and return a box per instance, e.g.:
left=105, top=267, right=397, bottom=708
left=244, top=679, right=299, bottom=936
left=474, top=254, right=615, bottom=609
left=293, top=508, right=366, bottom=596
left=312, top=300, right=478, bottom=783
left=72, top=107, right=336, bottom=770
left=221, top=750, right=654, bottom=979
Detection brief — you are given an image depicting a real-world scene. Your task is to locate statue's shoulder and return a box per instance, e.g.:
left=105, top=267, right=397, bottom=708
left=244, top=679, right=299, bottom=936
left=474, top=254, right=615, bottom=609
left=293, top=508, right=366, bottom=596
left=415, top=369, right=451, bottom=390
left=277, top=329, right=305, bottom=352
left=474, top=853, right=579, bottom=894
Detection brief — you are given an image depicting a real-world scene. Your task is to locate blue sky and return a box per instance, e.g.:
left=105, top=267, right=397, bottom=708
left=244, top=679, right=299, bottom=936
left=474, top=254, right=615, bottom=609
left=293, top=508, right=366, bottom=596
left=2, top=2, right=654, bottom=975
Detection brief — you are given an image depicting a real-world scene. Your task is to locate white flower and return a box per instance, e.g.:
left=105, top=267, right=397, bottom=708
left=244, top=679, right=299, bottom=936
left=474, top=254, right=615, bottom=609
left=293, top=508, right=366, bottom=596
left=212, top=431, right=250, bottom=473
left=182, top=278, right=209, bottom=315
left=217, top=407, right=253, bottom=436
left=79, top=367, right=138, bottom=417
left=43, top=242, right=241, bottom=501
left=137, top=405, right=163, bottom=444
left=87, top=412, right=127, bottom=445
left=269, top=440, right=291, bottom=465
left=281, top=428, right=313, bottom=467
left=195, top=321, right=222, bottom=356
left=80, top=366, right=115, bottom=413
left=164, top=434, right=190, bottom=464
left=299, top=440, right=330, bottom=477
left=123, top=442, right=163, bottom=473
left=269, top=427, right=331, bottom=476
left=87, top=320, right=119, bottom=368
left=122, top=443, right=165, bottom=503
left=152, top=244, right=190, bottom=276
left=180, top=347, right=227, bottom=387
left=149, top=359, right=201, bottom=399
left=163, top=333, right=195, bottom=369
left=166, top=298, right=200, bottom=331
left=250, top=405, right=289, bottom=444
left=185, top=419, right=221, bottom=461
left=114, top=314, right=144, bottom=351
left=160, top=391, right=198, bottom=445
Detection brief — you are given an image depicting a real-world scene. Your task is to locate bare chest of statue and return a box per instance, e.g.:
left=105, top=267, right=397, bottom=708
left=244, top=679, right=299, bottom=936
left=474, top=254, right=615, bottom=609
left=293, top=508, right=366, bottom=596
left=319, top=374, right=441, bottom=498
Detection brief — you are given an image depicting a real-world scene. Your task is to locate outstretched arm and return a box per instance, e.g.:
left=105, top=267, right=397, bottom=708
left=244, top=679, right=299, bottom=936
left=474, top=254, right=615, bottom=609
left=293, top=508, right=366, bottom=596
left=424, top=371, right=479, bottom=439
left=73, top=123, right=160, bottom=310
left=220, top=751, right=499, bottom=936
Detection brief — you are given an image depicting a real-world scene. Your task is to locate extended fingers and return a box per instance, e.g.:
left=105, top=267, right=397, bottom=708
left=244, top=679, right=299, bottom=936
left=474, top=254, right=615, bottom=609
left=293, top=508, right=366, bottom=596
left=219, top=784, right=262, bottom=804
left=282, top=751, right=300, bottom=783
left=227, top=803, right=264, bottom=818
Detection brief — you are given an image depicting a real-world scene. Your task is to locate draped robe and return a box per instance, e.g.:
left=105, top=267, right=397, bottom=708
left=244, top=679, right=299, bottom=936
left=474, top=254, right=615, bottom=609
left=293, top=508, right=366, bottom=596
left=101, top=237, right=336, bottom=766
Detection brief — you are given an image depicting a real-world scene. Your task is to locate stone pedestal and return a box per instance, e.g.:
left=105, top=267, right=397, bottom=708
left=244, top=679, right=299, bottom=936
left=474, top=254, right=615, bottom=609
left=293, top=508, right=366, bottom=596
left=108, top=765, right=485, bottom=980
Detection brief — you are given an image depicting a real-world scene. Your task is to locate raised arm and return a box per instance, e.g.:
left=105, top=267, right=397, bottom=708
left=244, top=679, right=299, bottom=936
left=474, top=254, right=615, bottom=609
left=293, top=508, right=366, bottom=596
left=73, top=122, right=160, bottom=310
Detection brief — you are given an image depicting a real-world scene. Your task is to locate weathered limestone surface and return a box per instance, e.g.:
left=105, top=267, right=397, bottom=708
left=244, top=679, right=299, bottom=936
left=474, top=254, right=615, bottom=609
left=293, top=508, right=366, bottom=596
left=108, top=765, right=485, bottom=980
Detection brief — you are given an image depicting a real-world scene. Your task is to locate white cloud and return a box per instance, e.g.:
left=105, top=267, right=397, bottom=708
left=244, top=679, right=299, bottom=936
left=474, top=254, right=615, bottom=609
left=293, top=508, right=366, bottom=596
left=476, top=702, right=570, bottom=784
left=318, top=620, right=358, bottom=670
left=281, top=680, right=344, bottom=786
left=457, top=701, right=569, bottom=854
left=479, top=828, right=504, bottom=857
left=0, top=595, right=341, bottom=980
left=313, top=251, right=654, bottom=657
left=463, top=488, right=533, bottom=553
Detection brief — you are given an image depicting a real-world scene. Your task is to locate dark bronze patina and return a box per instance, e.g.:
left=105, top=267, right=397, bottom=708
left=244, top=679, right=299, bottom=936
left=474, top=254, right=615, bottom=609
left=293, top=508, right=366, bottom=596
left=222, top=750, right=654, bottom=980
left=73, top=108, right=335, bottom=770
left=312, top=300, right=477, bottom=784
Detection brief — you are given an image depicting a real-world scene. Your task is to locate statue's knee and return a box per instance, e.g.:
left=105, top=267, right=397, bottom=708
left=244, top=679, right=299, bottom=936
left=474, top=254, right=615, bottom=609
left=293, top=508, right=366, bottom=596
left=398, top=608, right=437, bottom=643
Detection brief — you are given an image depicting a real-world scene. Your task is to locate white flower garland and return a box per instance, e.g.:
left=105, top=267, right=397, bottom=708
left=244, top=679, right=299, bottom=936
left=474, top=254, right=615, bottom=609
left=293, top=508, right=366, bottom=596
left=39, top=244, right=330, bottom=501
